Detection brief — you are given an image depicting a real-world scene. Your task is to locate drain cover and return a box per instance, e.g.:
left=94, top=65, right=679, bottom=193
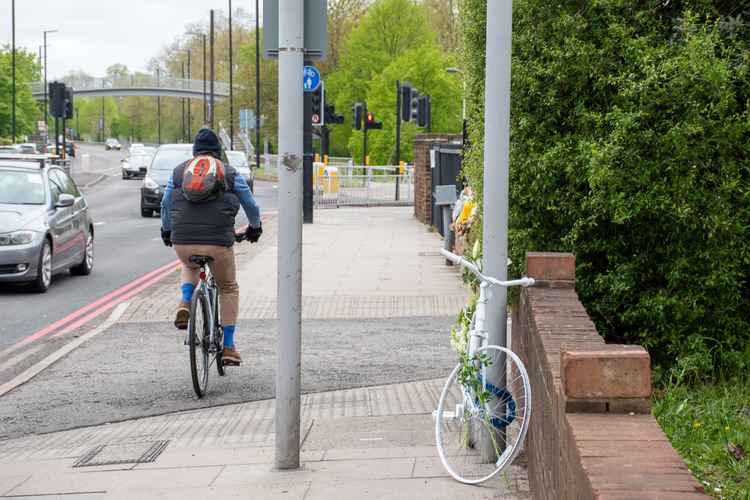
left=74, top=440, right=169, bottom=467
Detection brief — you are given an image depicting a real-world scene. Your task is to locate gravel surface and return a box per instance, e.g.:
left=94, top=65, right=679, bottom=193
left=0, top=316, right=457, bottom=440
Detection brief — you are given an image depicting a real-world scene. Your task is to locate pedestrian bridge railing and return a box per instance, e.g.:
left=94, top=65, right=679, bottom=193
left=30, top=75, right=229, bottom=100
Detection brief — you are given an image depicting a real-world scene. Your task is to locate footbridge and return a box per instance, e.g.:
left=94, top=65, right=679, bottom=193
left=30, top=75, right=229, bottom=100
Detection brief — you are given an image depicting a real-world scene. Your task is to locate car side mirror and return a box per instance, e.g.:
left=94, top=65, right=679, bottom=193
left=56, top=193, right=75, bottom=208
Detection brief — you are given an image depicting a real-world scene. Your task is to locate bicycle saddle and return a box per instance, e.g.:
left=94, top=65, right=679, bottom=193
left=188, top=255, right=214, bottom=266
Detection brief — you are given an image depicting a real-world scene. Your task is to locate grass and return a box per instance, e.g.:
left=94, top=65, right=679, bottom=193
left=653, top=378, right=750, bottom=499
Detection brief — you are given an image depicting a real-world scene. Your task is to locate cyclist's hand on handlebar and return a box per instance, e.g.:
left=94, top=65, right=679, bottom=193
left=160, top=228, right=172, bottom=247
left=246, top=223, right=262, bottom=243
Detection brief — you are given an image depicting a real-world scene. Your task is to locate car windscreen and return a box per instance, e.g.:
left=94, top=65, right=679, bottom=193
left=226, top=152, right=248, bottom=168
left=0, top=170, right=46, bottom=204
left=150, top=148, right=193, bottom=171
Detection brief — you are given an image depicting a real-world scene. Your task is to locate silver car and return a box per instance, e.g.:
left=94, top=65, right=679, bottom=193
left=226, top=150, right=254, bottom=193
left=0, top=155, right=94, bottom=292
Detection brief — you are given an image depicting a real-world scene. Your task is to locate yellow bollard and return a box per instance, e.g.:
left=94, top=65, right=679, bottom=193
left=399, top=160, right=405, bottom=175
left=323, top=154, right=329, bottom=165
left=314, top=153, right=320, bottom=163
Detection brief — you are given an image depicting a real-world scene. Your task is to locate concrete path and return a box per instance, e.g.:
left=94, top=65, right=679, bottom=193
left=0, top=380, right=529, bottom=499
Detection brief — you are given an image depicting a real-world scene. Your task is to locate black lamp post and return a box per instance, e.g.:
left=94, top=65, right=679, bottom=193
left=42, top=29, right=58, bottom=133
left=11, top=0, right=16, bottom=142
left=228, top=0, right=234, bottom=149
left=187, top=31, right=207, bottom=125
left=255, top=0, right=261, bottom=170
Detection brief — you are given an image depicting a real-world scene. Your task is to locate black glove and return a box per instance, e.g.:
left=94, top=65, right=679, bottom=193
left=246, top=223, right=263, bottom=243
left=160, top=228, right=172, bottom=247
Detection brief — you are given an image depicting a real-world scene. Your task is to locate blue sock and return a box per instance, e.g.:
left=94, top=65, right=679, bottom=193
left=180, top=283, right=195, bottom=303
left=223, top=325, right=235, bottom=348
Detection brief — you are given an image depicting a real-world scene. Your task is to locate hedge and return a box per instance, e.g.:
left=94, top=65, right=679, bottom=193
left=459, top=0, right=750, bottom=381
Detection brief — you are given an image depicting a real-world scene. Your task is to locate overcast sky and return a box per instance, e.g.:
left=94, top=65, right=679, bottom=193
left=1, top=0, right=259, bottom=79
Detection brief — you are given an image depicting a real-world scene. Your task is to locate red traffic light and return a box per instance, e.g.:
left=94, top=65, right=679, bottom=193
left=367, top=112, right=375, bottom=123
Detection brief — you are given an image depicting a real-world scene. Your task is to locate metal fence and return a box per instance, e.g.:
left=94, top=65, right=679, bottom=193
left=314, top=171, right=414, bottom=208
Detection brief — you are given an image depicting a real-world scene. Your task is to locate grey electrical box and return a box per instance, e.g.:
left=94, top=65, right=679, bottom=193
left=263, top=0, right=328, bottom=60
left=435, top=185, right=458, bottom=206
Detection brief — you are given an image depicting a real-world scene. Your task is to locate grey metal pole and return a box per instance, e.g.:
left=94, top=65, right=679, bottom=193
left=203, top=35, right=207, bottom=124
left=275, top=0, right=304, bottom=471
left=156, top=68, right=161, bottom=145
left=186, top=50, right=192, bottom=140
left=43, top=33, right=48, bottom=129
left=11, top=0, right=16, bottom=143
left=228, top=0, right=234, bottom=149
left=255, top=0, right=261, bottom=171
left=395, top=80, right=401, bottom=200
left=210, top=10, right=215, bottom=130
left=480, top=0, right=513, bottom=461
left=181, top=62, right=186, bottom=142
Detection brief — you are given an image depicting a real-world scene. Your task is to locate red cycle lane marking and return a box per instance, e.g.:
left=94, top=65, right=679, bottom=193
left=2, top=259, right=180, bottom=355
left=52, top=263, right=180, bottom=338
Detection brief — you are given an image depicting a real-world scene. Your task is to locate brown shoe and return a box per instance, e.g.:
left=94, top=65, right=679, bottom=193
left=174, top=301, right=190, bottom=330
left=222, top=347, right=242, bottom=366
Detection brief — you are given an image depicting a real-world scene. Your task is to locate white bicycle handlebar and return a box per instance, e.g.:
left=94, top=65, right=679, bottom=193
left=440, top=249, right=535, bottom=288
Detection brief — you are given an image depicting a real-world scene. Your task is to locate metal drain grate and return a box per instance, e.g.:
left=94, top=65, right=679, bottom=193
left=74, top=440, right=169, bottom=467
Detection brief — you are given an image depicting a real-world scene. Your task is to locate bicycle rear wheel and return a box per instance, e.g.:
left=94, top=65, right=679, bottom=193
left=188, top=287, right=211, bottom=398
left=435, top=345, right=531, bottom=484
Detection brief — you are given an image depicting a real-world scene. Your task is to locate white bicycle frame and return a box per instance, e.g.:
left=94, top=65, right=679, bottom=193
left=438, top=249, right=534, bottom=472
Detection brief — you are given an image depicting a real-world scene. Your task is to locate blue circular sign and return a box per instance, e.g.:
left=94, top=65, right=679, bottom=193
left=303, top=66, right=321, bottom=92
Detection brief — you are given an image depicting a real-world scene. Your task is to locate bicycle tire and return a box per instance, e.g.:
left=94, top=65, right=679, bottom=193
left=435, top=345, right=531, bottom=484
left=188, top=287, right=211, bottom=398
left=211, top=285, right=226, bottom=377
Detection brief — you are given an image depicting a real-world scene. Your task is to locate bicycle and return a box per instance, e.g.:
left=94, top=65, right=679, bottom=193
left=186, top=232, right=248, bottom=398
left=434, top=248, right=535, bottom=484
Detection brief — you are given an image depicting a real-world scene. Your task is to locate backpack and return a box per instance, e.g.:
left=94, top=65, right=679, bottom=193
left=181, top=155, right=227, bottom=202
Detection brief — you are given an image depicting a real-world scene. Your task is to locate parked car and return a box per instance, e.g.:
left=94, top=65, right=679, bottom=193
left=0, top=145, right=21, bottom=154
left=226, top=150, right=254, bottom=193
left=0, top=155, right=94, bottom=292
left=105, top=138, right=121, bottom=151
left=140, top=144, right=193, bottom=217
left=122, top=147, right=156, bottom=179
left=17, top=143, right=38, bottom=154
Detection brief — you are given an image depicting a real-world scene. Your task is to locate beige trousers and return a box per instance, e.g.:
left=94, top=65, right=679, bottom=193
left=174, top=244, right=239, bottom=325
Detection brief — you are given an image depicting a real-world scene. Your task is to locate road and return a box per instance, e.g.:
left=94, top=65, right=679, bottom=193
left=0, top=143, right=278, bottom=349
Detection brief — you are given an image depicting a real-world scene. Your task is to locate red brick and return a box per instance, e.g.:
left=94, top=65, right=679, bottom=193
left=526, top=251, right=576, bottom=281
left=561, top=345, right=651, bottom=399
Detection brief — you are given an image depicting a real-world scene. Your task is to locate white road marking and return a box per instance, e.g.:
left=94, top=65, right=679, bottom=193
left=0, top=302, right=131, bottom=398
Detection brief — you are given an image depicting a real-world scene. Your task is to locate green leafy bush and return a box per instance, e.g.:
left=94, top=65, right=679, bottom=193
left=460, top=1, right=750, bottom=380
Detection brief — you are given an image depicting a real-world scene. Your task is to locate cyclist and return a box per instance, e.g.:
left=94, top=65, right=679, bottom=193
left=159, top=128, right=262, bottom=366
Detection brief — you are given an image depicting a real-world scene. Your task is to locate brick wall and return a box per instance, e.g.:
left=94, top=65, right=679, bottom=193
left=512, top=252, right=708, bottom=499
left=412, top=134, right=461, bottom=224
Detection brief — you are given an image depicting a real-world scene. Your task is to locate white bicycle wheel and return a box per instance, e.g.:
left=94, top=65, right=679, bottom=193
left=435, top=345, right=531, bottom=484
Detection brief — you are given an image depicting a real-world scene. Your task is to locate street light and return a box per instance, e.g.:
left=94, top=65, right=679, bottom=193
left=11, top=0, right=16, bottom=142
left=185, top=49, right=192, bottom=140
left=43, top=29, right=59, bottom=132
left=446, top=67, right=466, bottom=122
left=186, top=31, right=208, bottom=124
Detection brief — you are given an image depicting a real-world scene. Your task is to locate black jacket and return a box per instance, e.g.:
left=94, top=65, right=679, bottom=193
left=169, top=160, right=240, bottom=247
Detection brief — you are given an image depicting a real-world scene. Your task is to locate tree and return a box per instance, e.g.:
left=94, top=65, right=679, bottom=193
left=0, top=46, right=41, bottom=140
left=328, top=0, right=435, bottom=157
left=348, top=43, right=461, bottom=164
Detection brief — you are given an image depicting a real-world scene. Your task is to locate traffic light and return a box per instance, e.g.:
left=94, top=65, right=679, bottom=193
left=365, top=111, right=383, bottom=130
left=410, top=90, right=421, bottom=122
left=353, top=102, right=364, bottom=130
left=64, top=89, right=74, bottom=120
left=417, top=95, right=431, bottom=129
left=401, top=83, right=413, bottom=122
left=311, top=83, right=324, bottom=126
left=49, top=82, right=66, bottom=119
left=324, top=104, right=345, bottom=124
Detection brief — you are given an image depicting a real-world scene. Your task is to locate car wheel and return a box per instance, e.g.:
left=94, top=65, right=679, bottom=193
left=70, top=229, right=94, bottom=276
left=141, top=199, right=153, bottom=218
left=122, top=170, right=129, bottom=180
left=30, top=239, right=52, bottom=293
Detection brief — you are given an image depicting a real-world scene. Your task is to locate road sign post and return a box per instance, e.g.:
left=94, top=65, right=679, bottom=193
left=275, top=0, right=306, bottom=471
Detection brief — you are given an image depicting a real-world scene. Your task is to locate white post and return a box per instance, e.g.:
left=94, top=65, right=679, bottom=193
left=275, top=0, right=304, bottom=470
left=480, top=0, right=513, bottom=461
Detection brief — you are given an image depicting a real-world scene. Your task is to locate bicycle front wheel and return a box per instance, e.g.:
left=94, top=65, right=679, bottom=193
left=188, top=288, right=211, bottom=398
left=435, top=345, right=531, bottom=484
